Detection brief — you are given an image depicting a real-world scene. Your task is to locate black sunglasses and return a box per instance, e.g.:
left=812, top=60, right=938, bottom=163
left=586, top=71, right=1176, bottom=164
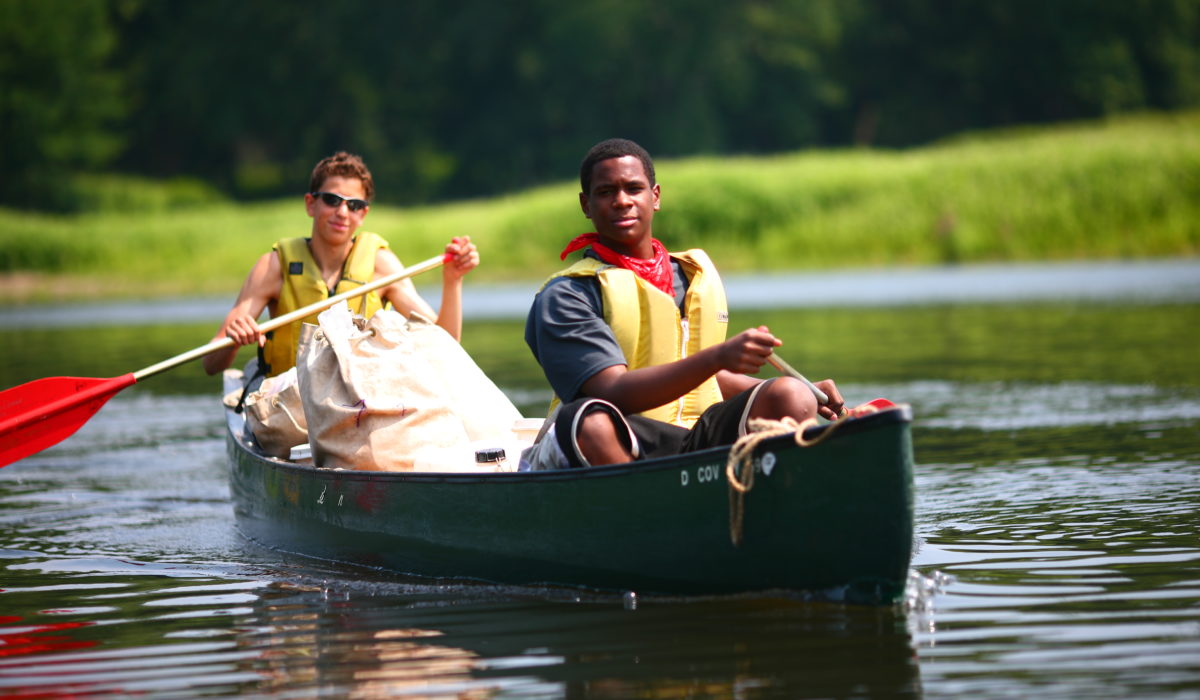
left=311, top=191, right=369, bottom=212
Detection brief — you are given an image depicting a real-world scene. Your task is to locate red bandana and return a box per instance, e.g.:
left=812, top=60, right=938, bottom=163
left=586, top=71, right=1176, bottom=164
left=560, top=233, right=676, bottom=297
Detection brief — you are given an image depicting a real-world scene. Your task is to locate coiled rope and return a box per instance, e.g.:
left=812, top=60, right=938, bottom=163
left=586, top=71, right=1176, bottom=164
left=725, top=403, right=884, bottom=546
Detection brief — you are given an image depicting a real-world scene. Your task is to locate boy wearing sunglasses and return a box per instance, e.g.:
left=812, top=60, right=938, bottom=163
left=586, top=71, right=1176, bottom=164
left=203, top=151, right=479, bottom=378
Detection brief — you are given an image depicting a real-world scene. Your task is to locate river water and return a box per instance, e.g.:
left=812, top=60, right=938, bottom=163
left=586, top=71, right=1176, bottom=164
left=2, top=260, right=1198, bottom=698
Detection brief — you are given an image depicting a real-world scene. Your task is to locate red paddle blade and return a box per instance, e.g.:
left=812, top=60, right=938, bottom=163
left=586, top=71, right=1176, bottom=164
left=0, top=374, right=137, bottom=468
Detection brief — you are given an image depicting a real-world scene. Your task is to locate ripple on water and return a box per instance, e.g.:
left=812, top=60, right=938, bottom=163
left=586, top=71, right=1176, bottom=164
left=909, top=405, right=1200, bottom=698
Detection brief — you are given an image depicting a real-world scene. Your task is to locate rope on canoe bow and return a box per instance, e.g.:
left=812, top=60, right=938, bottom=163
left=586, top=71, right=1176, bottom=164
left=725, top=405, right=883, bottom=547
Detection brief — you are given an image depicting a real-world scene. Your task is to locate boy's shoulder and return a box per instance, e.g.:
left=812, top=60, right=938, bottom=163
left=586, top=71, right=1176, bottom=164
left=535, top=273, right=603, bottom=313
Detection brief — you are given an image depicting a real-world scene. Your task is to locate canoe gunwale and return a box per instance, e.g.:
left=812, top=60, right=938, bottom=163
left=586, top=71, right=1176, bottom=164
left=226, top=402, right=913, bottom=482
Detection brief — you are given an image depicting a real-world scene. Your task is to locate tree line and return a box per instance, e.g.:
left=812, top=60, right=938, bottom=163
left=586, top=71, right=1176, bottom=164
left=3, top=0, right=1198, bottom=211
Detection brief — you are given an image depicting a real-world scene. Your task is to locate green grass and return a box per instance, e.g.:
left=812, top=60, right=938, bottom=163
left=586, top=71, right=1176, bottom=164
left=2, top=110, right=1197, bottom=302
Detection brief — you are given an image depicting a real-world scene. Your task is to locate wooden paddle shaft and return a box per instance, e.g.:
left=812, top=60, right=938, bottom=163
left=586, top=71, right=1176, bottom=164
left=131, top=254, right=447, bottom=381
left=766, top=354, right=830, bottom=405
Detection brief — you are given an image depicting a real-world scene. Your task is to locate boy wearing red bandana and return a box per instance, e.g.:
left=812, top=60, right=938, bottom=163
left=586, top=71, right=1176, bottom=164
left=523, top=139, right=844, bottom=470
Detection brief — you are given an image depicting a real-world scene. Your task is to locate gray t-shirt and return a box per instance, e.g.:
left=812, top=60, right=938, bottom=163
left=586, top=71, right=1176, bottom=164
left=525, top=256, right=689, bottom=402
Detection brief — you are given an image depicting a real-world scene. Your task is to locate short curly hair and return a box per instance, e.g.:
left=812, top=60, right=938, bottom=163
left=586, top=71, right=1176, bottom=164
left=309, top=151, right=375, bottom=201
left=579, top=138, right=655, bottom=195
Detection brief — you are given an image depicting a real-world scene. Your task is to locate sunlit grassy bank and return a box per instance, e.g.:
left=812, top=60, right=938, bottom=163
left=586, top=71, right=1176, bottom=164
left=2, top=111, right=1196, bottom=302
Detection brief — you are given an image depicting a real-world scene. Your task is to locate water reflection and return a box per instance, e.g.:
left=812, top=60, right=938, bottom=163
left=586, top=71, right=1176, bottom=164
left=237, top=584, right=922, bottom=698
left=0, top=566, right=923, bottom=698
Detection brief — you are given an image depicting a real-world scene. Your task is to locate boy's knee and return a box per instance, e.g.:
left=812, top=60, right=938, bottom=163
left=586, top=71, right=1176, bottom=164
left=578, top=409, right=622, bottom=443
left=576, top=404, right=636, bottom=466
left=755, top=377, right=818, bottom=421
left=555, top=398, right=636, bottom=467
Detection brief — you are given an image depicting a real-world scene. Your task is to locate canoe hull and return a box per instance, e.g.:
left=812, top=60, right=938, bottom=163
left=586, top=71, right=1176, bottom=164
left=227, top=404, right=914, bottom=602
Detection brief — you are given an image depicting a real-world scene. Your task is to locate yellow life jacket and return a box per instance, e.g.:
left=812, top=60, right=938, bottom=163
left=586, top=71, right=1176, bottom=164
left=261, top=232, right=389, bottom=376
left=545, top=248, right=729, bottom=428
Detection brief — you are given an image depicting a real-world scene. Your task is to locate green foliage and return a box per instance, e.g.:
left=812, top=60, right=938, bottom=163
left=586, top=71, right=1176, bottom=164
left=651, top=111, right=1200, bottom=270
left=831, top=0, right=1200, bottom=145
left=8, top=0, right=1199, bottom=211
left=102, top=0, right=851, bottom=203
left=0, top=112, right=1196, bottom=301
left=68, top=174, right=227, bottom=213
left=0, top=0, right=126, bottom=210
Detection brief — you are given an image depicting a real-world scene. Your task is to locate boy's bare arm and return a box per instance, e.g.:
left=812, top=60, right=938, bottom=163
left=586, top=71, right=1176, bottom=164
left=202, top=252, right=281, bottom=375
left=376, top=248, right=438, bottom=321
left=579, top=327, right=781, bottom=414
left=378, top=237, right=478, bottom=341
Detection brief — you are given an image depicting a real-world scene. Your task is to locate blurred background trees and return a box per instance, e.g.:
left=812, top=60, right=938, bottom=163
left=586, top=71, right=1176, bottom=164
left=3, top=0, right=1198, bottom=210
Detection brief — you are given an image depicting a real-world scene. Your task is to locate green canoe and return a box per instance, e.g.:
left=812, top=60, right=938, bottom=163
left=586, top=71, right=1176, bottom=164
left=225, top=382, right=915, bottom=603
